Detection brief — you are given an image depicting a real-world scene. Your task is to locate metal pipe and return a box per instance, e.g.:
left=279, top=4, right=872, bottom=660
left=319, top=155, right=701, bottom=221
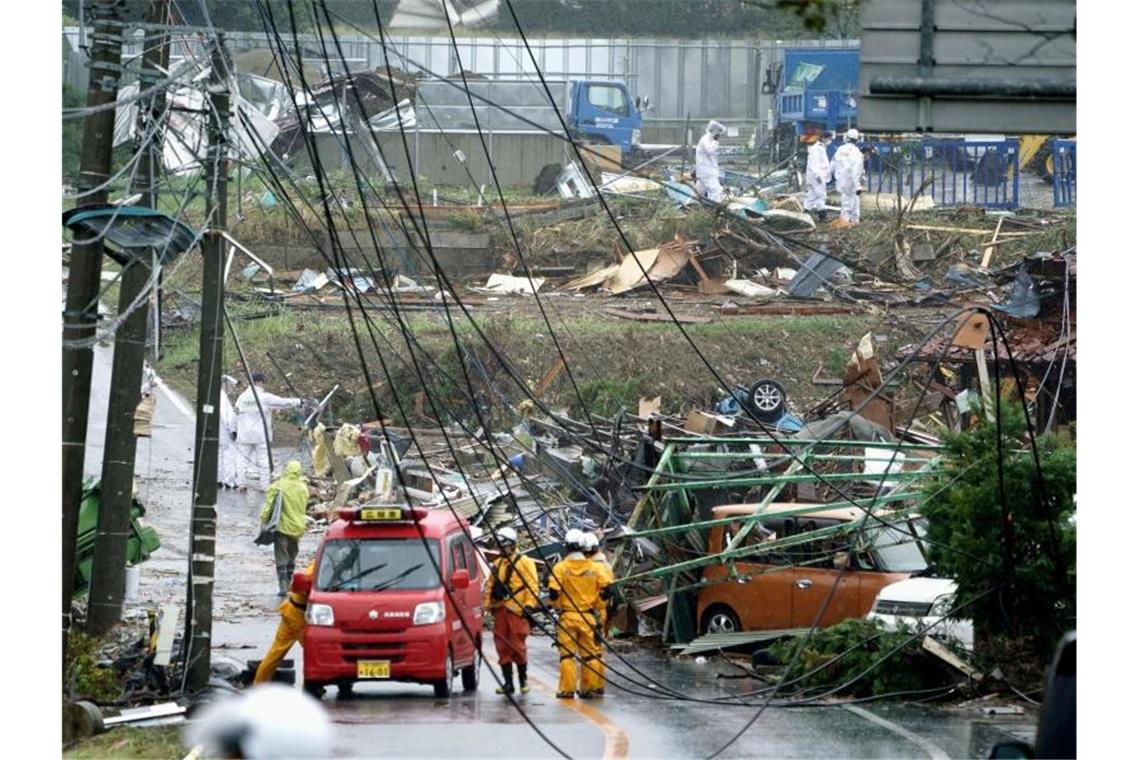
left=869, top=76, right=1077, bottom=99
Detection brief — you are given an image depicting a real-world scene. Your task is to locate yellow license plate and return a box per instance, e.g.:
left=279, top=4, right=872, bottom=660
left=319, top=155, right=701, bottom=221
left=357, top=660, right=391, bottom=679
left=360, top=507, right=403, bottom=521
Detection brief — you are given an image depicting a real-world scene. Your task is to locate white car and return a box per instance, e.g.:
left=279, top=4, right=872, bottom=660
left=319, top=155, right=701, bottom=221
left=866, top=577, right=974, bottom=650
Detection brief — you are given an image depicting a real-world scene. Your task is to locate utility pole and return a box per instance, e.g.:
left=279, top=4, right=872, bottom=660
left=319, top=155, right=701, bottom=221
left=63, top=0, right=125, bottom=674
left=87, top=0, right=171, bottom=636
left=184, top=33, right=230, bottom=691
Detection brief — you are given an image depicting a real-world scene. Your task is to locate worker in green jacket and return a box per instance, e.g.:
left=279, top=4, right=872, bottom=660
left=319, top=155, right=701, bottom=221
left=261, top=461, right=310, bottom=596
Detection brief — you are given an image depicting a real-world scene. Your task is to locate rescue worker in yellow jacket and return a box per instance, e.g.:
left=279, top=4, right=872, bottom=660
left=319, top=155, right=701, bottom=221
left=548, top=529, right=611, bottom=699
left=579, top=532, right=614, bottom=697
left=482, top=527, right=540, bottom=696
left=253, top=560, right=315, bottom=684
left=261, top=460, right=310, bottom=596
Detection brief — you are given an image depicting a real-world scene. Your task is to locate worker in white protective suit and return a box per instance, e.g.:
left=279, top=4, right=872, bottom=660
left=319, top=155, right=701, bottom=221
left=235, top=372, right=303, bottom=491
left=218, top=375, right=241, bottom=489
left=803, top=131, right=833, bottom=221
left=830, top=128, right=865, bottom=227
left=694, top=120, right=726, bottom=203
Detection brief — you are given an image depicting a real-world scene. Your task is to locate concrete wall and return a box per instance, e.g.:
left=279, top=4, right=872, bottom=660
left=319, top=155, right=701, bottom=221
left=301, top=131, right=571, bottom=188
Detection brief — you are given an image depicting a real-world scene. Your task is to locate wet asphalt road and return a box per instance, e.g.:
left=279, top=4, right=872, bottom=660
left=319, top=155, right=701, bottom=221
left=83, top=340, right=1036, bottom=758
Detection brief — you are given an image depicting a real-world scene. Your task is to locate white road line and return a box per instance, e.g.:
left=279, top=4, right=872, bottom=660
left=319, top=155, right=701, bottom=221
left=843, top=704, right=951, bottom=760
left=154, top=374, right=194, bottom=420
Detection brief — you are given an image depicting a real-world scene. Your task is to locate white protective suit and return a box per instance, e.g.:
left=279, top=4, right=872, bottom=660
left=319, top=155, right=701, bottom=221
left=218, top=377, right=241, bottom=489
left=235, top=384, right=302, bottom=490
left=804, top=140, right=832, bottom=211
left=830, top=142, right=866, bottom=224
left=695, top=121, right=725, bottom=203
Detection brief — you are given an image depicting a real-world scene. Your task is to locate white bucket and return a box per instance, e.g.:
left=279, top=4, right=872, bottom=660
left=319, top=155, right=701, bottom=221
left=124, top=565, right=141, bottom=602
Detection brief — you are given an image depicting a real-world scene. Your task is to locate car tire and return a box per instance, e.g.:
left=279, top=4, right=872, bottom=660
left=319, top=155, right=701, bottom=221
left=461, top=647, right=480, bottom=692
left=746, top=378, right=787, bottom=423
left=702, top=605, right=741, bottom=636
left=433, top=650, right=454, bottom=698
left=302, top=680, right=325, bottom=699
left=336, top=682, right=353, bottom=698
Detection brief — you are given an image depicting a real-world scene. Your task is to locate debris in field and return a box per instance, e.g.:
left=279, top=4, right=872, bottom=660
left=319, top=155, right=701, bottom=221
left=475, top=273, right=545, bottom=295
left=759, top=208, right=816, bottom=231
left=292, top=268, right=329, bottom=293
left=603, top=307, right=711, bottom=324
left=723, top=279, right=777, bottom=299
left=556, top=163, right=595, bottom=199
left=600, top=172, right=660, bottom=195
left=786, top=251, right=846, bottom=298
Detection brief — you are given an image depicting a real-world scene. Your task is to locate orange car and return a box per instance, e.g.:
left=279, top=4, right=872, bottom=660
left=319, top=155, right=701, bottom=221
left=695, top=504, right=928, bottom=635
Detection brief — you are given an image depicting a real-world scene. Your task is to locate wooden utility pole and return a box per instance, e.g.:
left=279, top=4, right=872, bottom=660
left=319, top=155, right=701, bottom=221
left=184, top=34, right=230, bottom=691
left=87, top=0, right=171, bottom=635
left=62, top=0, right=125, bottom=673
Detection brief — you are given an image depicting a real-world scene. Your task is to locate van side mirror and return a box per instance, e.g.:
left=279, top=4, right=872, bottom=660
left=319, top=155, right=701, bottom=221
left=451, top=568, right=470, bottom=590
left=635, top=96, right=642, bottom=110
left=832, top=552, right=851, bottom=569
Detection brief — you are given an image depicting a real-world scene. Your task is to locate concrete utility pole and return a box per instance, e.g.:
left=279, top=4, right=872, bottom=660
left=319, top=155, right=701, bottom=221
left=63, top=0, right=125, bottom=672
left=184, top=34, right=230, bottom=691
left=87, top=0, right=171, bottom=636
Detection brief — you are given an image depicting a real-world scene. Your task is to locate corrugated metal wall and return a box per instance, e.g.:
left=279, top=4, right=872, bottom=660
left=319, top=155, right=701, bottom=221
left=63, top=27, right=858, bottom=123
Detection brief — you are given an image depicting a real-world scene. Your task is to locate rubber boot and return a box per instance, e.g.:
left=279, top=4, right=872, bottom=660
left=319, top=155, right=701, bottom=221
left=517, top=663, right=529, bottom=694
left=495, top=663, right=515, bottom=695
left=276, top=566, right=290, bottom=597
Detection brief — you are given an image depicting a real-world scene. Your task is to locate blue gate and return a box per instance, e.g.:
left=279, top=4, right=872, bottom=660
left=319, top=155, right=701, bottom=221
left=863, top=138, right=1020, bottom=209
left=1052, top=140, right=1076, bottom=207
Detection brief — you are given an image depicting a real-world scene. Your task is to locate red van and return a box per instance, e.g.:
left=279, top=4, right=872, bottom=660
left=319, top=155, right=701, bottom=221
left=302, top=505, right=485, bottom=698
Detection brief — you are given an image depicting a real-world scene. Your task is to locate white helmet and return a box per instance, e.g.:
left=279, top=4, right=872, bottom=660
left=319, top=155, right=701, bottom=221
left=846, top=128, right=860, bottom=142
left=707, top=120, right=726, bottom=137
left=497, top=526, right=518, bottom=545
left=564, top=528, right=584, bottom=548
left=184, top=684, right=331, bottom=759
left=581, top=532, right=599, bottom=552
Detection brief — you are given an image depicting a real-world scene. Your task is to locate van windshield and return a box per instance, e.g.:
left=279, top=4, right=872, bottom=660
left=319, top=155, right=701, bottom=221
left=865, top=519, right=928, bottom=573
left=316, top=538, right=442, bottom=592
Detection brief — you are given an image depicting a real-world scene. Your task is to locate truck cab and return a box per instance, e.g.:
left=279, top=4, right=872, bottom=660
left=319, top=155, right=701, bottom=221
left=302, top=505, right=485, bottom=699
left=775, top=47, right=860, bottom=158
left=568, top=80, right=643, bottom=156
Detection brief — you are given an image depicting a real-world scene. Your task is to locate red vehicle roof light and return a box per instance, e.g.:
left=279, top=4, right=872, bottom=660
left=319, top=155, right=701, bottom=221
left=337, top=505, right=429, bottom=523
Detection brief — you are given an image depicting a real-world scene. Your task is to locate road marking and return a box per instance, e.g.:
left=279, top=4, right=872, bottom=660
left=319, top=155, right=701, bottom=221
left=843, top=704, right=950, bottom=760
left=529, top=678, right=629, bottom=760
left=154, top=373, right=194, bottom=419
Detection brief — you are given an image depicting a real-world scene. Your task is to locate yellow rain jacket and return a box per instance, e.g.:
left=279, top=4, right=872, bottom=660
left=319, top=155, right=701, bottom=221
left=483, top=552, right=540, bottom=615
left=261, top=461, right=310, bottom=539
left=253, top=560, right=315, bottom=684
left=548, top=554, right=609, bottom=626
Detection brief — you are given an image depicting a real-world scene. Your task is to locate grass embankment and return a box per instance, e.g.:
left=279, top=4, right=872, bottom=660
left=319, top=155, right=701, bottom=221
left=64, top=727, right=183, bottom=759
left=156, top=305, right=925, bottom=429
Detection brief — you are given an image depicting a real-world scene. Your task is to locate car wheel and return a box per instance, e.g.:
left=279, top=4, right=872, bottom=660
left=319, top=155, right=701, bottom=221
left=433, top=650, right=454, bottom=698
left=461, top=647, right=481, bottom=692
left=702, top=606, right=741, bottom=635
left=746, top=378, right=786, bottom=423
left=302, top=680, right=325, bottom=699
left=336, top=682, right=353, bottom=699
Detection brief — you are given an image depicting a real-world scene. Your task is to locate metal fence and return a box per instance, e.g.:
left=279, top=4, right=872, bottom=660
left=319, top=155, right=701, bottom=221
left=864, top=138, right=1020, bottom=209
left=1052, top=139, right=1076, bottom=208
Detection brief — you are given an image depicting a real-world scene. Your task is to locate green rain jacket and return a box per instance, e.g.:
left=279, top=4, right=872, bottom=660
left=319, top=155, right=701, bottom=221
left=261, top=461, right=310, bottom=538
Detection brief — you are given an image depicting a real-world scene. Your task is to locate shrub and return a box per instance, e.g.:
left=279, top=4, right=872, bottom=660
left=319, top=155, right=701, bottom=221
left=921, top=397, right=1076, bottom=666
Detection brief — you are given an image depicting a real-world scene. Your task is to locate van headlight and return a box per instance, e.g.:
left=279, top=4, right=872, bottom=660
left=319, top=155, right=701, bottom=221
left=306, top=603, right=335, bottom=627
left=413, top=602, right=445, bottom=625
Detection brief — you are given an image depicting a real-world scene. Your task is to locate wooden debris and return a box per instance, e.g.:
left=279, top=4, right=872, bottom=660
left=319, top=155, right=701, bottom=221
left=922, top=635, right=982, bottom=681
left=905, top=224, right=1033, bottom=236
left=980, top=218, right=1004, bottom=270
left=534, top=356, right=567, bottom=398
left=602, top=307, right=711, bottom=324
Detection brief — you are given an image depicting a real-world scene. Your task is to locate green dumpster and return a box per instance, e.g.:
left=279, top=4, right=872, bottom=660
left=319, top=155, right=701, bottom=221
left=73, top=479, right=161, bottom=600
